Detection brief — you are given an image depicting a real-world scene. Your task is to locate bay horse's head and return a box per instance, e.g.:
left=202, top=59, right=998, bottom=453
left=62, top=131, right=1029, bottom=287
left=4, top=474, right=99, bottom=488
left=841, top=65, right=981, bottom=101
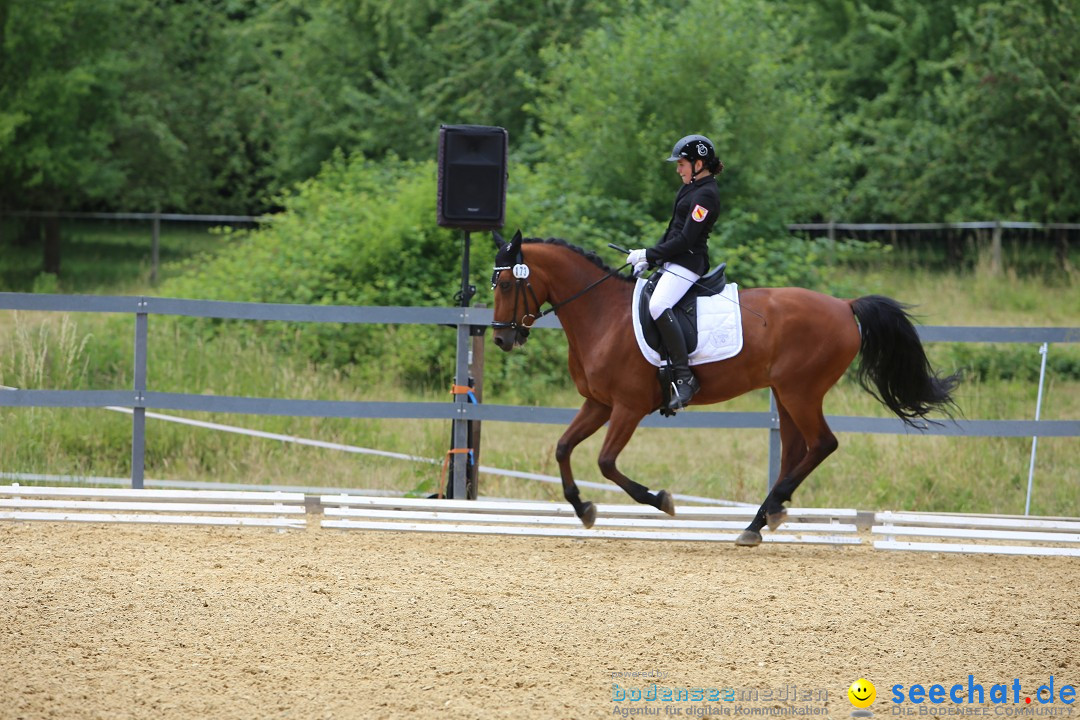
left=490, top=230, right=548, bottom=351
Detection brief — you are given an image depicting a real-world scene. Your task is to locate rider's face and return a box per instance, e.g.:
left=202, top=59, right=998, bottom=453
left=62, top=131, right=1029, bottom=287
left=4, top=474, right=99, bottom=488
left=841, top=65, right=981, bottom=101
left=675, top=158, right=697, bottom=184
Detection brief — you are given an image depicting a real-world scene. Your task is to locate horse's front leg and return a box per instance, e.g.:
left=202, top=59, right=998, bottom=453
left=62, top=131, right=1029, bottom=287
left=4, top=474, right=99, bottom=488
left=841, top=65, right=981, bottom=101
left=596, top=404, right=676, bottom=516
left=556, top=398, right=612, bottom=528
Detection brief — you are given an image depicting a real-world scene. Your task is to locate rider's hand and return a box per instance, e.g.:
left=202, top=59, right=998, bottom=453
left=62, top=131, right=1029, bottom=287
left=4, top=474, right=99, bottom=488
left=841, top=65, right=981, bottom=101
left=626, top=248, right=647, bottom=267
left=633, top=260, right=650, bottom=277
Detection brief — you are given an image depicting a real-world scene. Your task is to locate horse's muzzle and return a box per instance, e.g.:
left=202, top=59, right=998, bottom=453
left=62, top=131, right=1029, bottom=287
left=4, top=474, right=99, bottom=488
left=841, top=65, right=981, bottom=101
left=492, top=327, right=529, bottom=351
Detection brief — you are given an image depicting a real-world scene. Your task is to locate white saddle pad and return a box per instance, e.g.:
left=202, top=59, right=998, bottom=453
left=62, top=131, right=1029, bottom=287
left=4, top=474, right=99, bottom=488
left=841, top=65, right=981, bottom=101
left=631, top=279, right=744, bottom=367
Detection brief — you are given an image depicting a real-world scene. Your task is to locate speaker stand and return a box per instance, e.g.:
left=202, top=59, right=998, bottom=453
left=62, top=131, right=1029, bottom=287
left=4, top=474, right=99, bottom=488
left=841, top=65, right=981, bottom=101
left=449, top=230, right=476, bottom=500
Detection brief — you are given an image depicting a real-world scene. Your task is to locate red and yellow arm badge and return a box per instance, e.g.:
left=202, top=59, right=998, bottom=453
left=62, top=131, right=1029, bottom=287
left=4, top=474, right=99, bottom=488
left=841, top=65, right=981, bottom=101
left=691, top=204, right=709, bottom=222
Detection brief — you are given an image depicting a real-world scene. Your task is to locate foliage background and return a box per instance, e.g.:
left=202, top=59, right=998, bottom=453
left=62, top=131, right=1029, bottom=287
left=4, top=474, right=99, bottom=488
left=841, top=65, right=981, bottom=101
left=3, top=0, right=1078, bottom=221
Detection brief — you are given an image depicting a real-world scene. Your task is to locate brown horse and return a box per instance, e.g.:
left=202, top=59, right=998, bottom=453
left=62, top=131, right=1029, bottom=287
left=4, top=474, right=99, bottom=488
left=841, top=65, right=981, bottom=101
left=489, top=231, right=959, bottom=546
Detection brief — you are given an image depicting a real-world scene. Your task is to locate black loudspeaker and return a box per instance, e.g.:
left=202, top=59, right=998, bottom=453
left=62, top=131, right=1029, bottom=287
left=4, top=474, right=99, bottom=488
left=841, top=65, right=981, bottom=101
left=437, top=124, right=508, bottom=230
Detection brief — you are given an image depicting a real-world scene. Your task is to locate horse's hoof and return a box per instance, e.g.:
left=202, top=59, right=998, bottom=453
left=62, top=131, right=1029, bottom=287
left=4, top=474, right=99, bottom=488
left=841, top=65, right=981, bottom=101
left=580, top=501, right=597, bottom=529
left=766, top=509, right=788, bottom=532
left=657, top=489, right=676, bottom=516
left=735, top=530, right=762, bottom=547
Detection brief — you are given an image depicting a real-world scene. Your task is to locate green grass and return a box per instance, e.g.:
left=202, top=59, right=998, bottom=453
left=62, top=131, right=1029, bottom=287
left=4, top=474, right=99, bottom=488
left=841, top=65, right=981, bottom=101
left=0, top=228, right=1077, bottom=515
left=0, top=219, right=238, bottom=294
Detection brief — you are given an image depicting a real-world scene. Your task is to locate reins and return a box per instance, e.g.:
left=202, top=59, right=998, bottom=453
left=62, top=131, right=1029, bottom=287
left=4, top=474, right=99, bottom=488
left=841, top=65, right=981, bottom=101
left=543, top=264, right=629, bottom=317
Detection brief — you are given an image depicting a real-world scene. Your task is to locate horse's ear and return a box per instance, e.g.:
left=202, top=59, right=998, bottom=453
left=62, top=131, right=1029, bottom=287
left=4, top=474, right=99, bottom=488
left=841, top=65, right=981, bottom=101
left=511, top=229, right=523, bottom=248
left=491, top=231, right=503, bottom=249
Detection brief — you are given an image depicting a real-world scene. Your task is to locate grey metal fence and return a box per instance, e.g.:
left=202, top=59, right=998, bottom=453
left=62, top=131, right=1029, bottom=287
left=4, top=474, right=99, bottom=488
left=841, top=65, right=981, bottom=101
left=1, top=292, right=1078, bottom=498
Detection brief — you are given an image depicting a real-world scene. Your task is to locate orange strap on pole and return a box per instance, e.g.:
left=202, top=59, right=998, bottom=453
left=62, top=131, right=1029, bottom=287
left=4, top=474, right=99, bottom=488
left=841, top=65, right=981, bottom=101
left=444, top=384, right=476, bottom=498
left=438, top=448, right=472, bottom=499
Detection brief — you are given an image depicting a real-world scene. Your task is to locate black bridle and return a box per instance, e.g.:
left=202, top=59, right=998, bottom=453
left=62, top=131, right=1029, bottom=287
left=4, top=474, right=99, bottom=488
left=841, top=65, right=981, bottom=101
left=490, top=249, right=628, bottom=336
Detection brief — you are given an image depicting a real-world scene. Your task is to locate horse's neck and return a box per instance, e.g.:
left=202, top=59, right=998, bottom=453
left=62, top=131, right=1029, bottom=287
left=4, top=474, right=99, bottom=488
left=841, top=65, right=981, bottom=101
left=541, top=251, right=632, bottom=351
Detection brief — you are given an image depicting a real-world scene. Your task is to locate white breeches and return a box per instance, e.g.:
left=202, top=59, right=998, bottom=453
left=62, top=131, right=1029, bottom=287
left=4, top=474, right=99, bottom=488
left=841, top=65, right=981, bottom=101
left=648, top=263, right=701, bottom=320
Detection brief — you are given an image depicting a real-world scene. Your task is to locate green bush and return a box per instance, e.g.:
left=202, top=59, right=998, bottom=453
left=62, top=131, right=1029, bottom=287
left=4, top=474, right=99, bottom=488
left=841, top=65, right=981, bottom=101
left=940, top=344, right=1080, bottom=383
left=31, top=272, right=60, bottom=294
left=164, top=153, right=458, bottom=386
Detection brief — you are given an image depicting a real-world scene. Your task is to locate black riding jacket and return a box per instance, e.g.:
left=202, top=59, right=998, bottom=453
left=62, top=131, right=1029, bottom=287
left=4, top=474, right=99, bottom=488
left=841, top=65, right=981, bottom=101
left=645, top=175, right=719, bottom=276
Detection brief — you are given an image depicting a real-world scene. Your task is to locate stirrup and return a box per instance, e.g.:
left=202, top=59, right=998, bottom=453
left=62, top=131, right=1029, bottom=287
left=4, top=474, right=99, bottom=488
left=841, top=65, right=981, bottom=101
left=666, top=375, right=698, bottom=411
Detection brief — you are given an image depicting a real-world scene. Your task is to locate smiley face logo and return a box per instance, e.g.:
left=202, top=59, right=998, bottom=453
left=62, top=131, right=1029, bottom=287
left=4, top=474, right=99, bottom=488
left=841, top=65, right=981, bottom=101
left=848, top=678, right=876, bottom=709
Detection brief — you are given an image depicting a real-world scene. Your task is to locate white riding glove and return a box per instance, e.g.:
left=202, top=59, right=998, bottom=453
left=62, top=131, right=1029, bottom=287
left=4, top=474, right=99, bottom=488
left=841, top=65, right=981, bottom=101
left=626, top=249, right=649, bottom=276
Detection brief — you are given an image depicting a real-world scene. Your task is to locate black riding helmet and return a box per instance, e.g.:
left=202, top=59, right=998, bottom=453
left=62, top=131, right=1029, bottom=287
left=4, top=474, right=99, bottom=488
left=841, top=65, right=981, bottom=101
left=666, top=134, right=719, bottom=180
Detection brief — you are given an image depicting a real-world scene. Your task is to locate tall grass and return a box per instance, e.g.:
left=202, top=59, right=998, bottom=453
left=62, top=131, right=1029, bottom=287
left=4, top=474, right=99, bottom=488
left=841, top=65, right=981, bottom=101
left=0, top=313, right=91, bottom=389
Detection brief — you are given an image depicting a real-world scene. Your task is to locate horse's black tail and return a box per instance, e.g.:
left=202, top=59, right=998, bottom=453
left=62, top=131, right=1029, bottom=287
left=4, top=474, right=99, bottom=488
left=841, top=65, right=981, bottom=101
left=851, top=295, right=960, bottom=427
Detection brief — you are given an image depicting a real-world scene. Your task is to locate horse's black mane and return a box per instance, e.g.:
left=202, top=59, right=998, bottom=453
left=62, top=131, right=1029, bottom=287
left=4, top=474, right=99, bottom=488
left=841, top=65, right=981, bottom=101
left=522, top=237, right=634, bottom=283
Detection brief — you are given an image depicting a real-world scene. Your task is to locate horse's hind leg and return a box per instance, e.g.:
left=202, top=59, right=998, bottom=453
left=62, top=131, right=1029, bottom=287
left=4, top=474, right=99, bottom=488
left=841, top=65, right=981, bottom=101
left=736, top=394, right=837, bottom=547
left=596, top=405, right=676, bottom=517
left=557, top=399, right=612, bottom=528
left=763, top=399, right=808, bottom=531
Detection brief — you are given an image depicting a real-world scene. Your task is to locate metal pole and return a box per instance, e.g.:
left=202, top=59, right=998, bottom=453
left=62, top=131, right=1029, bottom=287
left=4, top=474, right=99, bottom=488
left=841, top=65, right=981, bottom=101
left=767, top=390, right=781, bottom=490
left=826, top=220, right=836, bottom=264
left=450, top=231, right=472, bottom=499
left=468, top=310, right=486, bottom=500
left=1024, top=342, right=1049, bottom=515
left=991, top=220, right=1002, bottom=275
left=131, top=300, right=149, bottom=489
left=151, top=212, right=161, bottom=285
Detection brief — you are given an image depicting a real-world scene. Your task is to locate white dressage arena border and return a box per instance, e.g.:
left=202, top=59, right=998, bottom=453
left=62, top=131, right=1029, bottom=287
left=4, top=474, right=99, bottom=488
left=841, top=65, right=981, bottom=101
left=6, top=485, right=1080, bottom=556
left=319, top=495, right=861, bottom=545
left=0, top=484, right=307, bottom=530
left=873, top=511, right=1080, bottom=557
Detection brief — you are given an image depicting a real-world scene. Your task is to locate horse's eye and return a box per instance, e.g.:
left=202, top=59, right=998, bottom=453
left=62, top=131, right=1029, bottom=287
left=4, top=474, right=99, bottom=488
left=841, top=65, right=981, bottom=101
left=499, top=281, right=511, bottom=291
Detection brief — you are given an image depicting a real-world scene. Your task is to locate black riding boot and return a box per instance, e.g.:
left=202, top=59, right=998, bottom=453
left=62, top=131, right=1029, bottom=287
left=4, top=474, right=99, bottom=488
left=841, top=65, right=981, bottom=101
left=655, top=308, right=699, bottom=412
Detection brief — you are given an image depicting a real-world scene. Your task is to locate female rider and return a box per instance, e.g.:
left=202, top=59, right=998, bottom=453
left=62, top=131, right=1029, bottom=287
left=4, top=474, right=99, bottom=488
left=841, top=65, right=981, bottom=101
left=626, top=134, right=723, bottom=412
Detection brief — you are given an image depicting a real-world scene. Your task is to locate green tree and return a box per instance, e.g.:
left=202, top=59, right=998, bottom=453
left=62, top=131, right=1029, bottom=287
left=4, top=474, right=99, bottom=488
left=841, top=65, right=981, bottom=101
left=1, top=0, right=288, bottom=276
left=0, top=0, right=127, bottom=271
left=109, top=1, right=277, bottom=213
left=524, top=0, right=833, bottom=250
left=247, top=0, right=658, bottom=193
left=787, top=0, right=983, bottom=219
left=789, top=0, right=1078, bottom=222
left=930, top=0, right=1080, bottom=221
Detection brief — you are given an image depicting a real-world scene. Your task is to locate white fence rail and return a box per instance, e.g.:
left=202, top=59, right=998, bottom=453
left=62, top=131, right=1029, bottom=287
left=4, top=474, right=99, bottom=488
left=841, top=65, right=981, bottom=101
left=320, top=496, right=861, bottom=545
left=872, top=511, right=1080, bottom=557
left=0, top=484, right=307, bottom=529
